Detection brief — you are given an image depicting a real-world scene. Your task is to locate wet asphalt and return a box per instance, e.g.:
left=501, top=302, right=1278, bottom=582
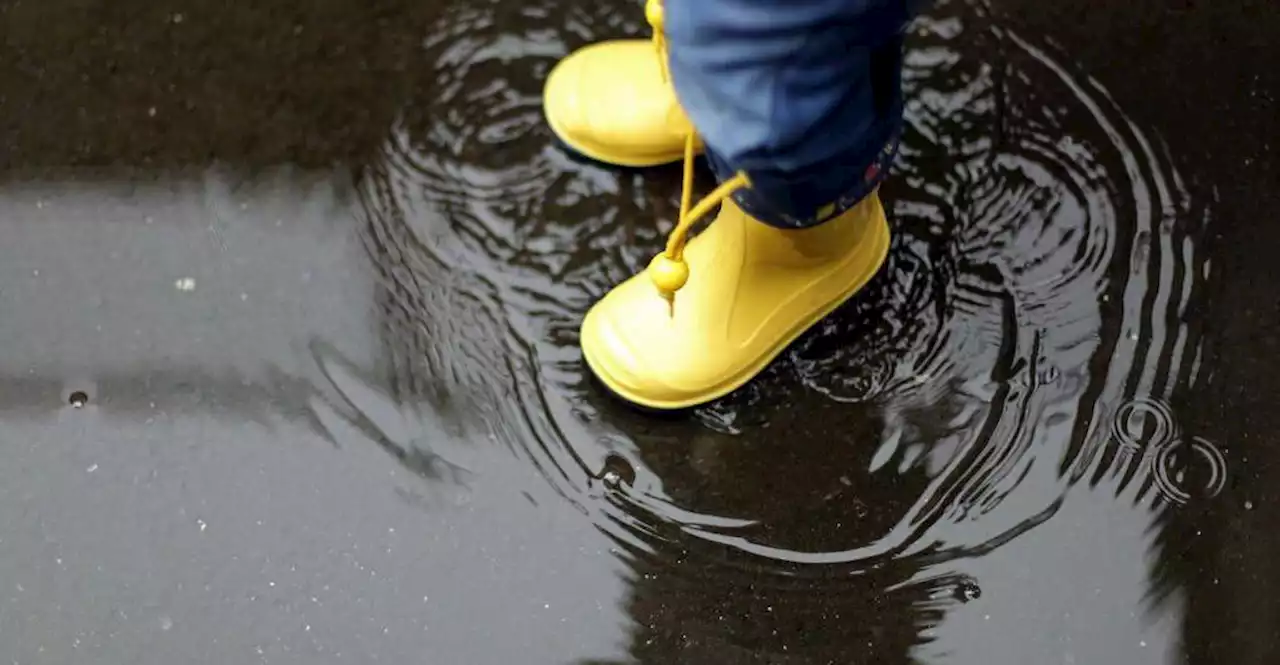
left=0, top=0, right=1276, bottom=663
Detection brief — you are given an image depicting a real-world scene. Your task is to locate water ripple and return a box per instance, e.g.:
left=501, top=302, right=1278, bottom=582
left=332, top=0, right=1209, bottom=626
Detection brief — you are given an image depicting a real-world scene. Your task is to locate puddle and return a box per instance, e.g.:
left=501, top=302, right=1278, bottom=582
left=0, top=0, right=1252, bottom=661
left=315, top=0, right=1224, bottom=660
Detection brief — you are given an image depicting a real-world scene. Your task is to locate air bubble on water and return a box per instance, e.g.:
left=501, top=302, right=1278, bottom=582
left=1245, top=500, right=1254, bottom=510
left=955, top=580, right=982, bottom=603
left=159, top=616, right=173, bottom=631
left=596, top=453, right=636, bottom=490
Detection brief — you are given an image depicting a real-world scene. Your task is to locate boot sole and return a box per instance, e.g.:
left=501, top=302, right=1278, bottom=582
left=547, top=126, right=693, bottom=169
left=552, top=136, right=689, bottom=172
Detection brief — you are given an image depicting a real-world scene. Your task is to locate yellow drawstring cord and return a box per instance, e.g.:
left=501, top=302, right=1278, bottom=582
left=645, top=0, right=670, bottom=83
left=642, top=0, right=752, bottom=315
left=648, top=133, right=751, bottom=314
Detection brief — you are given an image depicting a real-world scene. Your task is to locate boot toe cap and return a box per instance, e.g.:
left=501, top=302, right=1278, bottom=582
left=543, top=48, right=591, bottom=138
left=581, top=305, right=719, bottom=410
left=582, top=312, right=681, bottom=409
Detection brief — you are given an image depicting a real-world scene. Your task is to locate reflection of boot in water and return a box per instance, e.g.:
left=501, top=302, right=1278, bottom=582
left=598, top=408, right=954, bottom=663
left=577, top=0, right=914, bottom=410
left=542, top=0, right=702, bottom=167
left=609, top=556, right=948, bottom=665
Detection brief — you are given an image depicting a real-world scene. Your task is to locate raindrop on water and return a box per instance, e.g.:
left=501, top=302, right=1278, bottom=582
left=69, top=391, right=89, bottom=408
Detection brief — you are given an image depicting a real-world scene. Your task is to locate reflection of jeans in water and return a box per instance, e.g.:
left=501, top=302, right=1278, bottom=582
left=665, top=0, right=925, bottom=228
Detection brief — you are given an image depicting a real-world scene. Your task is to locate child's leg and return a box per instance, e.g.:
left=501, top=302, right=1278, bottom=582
left=666, top=0, right=914, bottom=227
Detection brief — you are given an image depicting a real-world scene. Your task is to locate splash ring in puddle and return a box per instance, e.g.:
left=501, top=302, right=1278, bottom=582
left=1111, top=397, right=1177, bottom=454
left=1152, top=435, right=1227, bottom=505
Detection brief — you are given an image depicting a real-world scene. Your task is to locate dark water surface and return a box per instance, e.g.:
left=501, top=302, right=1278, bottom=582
left=0, top=0, right=1275, bottom=663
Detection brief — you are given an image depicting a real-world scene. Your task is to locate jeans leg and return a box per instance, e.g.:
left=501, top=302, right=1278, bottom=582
left=664, top=0, right=922, bottom=228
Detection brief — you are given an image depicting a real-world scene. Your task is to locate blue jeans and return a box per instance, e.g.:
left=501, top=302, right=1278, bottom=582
left=665, top=0, right=923, bottom=228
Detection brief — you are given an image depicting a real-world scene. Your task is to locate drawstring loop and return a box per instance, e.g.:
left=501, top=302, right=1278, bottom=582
left=648, top=133, right=751, bottom=315
left=642, top=0, right=752, bottom=315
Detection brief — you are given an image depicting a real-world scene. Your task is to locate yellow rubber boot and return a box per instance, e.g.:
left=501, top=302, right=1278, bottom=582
left=580, top=139, right=891, bottom=410
left=543, top=0, right=703, bottom=167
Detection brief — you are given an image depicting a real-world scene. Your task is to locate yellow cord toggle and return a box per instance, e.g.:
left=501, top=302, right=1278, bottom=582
left=649, top=133, right=751, bottom=315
